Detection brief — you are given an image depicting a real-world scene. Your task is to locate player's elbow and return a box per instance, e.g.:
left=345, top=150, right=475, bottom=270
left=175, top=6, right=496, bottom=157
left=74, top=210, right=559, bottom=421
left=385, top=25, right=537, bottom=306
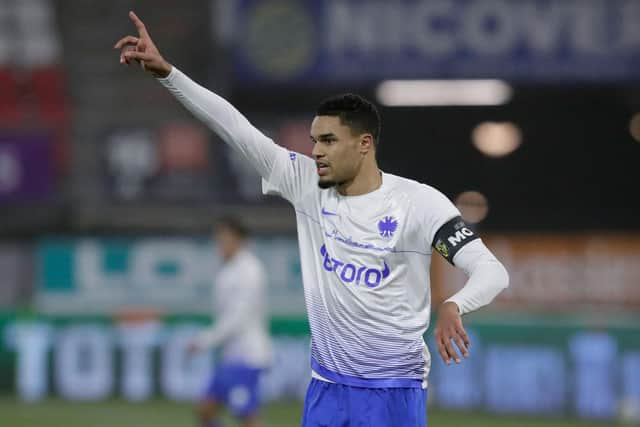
left=474, top=253, right=509, bottom=293
left=494, top=260, right=509, bottom=292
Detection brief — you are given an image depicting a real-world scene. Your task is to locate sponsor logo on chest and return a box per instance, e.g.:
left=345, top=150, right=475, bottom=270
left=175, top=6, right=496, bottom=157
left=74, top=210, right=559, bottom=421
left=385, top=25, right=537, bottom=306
left=319, top=244, right=390, bottom=288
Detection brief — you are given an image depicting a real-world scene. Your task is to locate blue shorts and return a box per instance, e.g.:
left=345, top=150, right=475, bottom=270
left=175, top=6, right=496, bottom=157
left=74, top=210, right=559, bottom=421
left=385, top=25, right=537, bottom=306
left=302, top=378, right=427, bottom=427
left=203, top=363, right=262, bottom=418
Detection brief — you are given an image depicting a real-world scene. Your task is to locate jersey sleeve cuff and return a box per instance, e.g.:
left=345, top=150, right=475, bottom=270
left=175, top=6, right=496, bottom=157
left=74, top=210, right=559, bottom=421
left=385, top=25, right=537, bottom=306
left=443, top=297, right=464, bottom=315
left=156, top=65, right=178, bottom=85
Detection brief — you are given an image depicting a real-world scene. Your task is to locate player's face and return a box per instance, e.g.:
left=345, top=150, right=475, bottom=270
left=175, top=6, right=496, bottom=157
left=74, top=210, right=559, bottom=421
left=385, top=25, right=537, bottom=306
left=310, top=116, right=365, bottom=189
left=215, top=226, right=241, bottom=261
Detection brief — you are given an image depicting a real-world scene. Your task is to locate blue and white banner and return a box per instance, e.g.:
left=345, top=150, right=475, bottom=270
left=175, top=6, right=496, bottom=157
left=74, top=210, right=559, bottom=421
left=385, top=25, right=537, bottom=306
left=3, top=321, right=310, bottom=402
left=35, top=237, right=303, bottom=315
left=3, top=318, right=640, bottom=421
left=228, top=0, right=640, bottom=83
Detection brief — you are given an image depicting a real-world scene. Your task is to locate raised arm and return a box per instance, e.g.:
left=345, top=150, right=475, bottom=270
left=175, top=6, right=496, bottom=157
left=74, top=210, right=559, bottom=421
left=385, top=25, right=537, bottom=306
left=114, top=11, right=289, bottom=182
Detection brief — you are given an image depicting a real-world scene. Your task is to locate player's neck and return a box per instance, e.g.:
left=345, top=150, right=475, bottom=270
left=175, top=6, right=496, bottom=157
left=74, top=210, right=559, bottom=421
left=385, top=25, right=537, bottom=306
left=222, top=243, right=244, bottom=263
left=337, top=161, right=382, bottom=196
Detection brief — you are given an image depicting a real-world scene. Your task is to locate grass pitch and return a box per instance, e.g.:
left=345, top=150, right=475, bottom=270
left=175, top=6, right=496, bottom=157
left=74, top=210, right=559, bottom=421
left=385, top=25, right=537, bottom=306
left=0, top=397, right=623, bottom=427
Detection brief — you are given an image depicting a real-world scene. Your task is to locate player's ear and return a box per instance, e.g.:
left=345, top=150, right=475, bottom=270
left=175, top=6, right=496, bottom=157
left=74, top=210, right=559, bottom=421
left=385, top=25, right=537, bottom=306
left=359, top=133, right=374, bottom=154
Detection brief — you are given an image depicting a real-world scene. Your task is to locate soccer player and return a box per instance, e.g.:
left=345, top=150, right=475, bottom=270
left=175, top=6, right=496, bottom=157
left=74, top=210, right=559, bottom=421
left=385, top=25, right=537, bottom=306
left=187, top=216, right=272, bottom=427
left=116, top=11, right=509, bottom=426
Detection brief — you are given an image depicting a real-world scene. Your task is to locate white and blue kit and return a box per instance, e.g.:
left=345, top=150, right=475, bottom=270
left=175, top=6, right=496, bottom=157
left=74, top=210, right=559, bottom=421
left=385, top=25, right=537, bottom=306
left=159, top=68, right=509, bottom=426
left=264, top=169, right=462, bottom=388
left=193, top=248, right=272, bottom=417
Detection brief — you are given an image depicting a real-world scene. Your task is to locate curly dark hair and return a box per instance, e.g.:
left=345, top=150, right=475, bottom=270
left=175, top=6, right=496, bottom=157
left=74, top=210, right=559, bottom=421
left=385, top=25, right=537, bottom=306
left=316, top=93, right=381, bottom=146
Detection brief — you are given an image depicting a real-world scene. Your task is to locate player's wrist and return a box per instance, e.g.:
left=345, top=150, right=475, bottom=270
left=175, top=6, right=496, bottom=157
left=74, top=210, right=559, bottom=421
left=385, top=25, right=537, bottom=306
left=154, top=61, right=172, bottom=78
left=440, top=300, right=461, bottom=315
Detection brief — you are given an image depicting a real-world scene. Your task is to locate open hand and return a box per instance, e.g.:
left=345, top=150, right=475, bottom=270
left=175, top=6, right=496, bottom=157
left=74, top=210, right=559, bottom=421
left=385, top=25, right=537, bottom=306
left=113, top=11, right=172, bottom=78
left=434, top=301, right=470, bottom=365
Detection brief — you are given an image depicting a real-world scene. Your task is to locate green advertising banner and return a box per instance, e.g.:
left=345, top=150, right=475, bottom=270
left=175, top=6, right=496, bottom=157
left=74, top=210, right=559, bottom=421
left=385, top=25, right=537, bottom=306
left=37, top=235, right=640, bottom=315
left=1, top=312, right=639, bottom=422
left=35, top=237, right=304, bottom=316
left=21, top=236, right=640, bottom=422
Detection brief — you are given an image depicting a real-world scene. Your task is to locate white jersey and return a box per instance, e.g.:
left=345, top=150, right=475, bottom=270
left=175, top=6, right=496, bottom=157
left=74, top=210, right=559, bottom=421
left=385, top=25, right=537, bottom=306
left=194, top=248, right=272, bottom=369
left=159, top=68, right=508, bottom=388
left=264, top=163, right=457, bottom=387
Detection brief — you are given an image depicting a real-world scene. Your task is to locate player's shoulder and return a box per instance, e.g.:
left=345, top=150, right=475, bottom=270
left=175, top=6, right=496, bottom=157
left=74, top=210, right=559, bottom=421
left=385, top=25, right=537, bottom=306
left=241, top=249, right=268, bottom=276
left=384, top=172, right=449, bottom=202
left=239, top=248, right=263, bottom=267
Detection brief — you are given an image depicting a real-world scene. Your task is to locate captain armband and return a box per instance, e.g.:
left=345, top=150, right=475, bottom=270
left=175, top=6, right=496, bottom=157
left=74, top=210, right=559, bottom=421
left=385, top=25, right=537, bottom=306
left=431, top=216, right=479, bottom=265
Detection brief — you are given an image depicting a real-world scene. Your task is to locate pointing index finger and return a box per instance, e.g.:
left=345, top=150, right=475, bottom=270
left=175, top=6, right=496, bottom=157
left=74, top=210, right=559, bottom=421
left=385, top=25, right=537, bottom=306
left=129, top=11, right=150, bottom=38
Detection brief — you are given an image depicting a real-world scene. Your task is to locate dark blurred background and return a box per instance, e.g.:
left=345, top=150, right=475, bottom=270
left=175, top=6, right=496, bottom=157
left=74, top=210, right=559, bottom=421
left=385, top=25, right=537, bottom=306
left=0, top=1, right=639, bottom=426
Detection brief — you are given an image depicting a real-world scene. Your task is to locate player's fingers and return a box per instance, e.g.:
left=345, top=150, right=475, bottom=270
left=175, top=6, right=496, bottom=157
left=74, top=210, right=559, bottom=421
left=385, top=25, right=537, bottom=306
left=436, top=338, right=452, bottom=365
left=457, top=324, right=471, bottom=349
left=434, top=329, right=451, bottom=365
left=443, top=333, right=460, bottom=364
left=129, top=11, right=151, bottom=39
left=452, top=332, right=468, bottom=359
left=119, top=44, right=134, bottom=64
left=139, top=37, right=159, bottom=54
left=437, top=328, right=456, bottom=365
left=114, top=35, right=139, bottom=49
left=452, top=322, right=470, bottom=356
left=124, top=50, right=154, bottom=62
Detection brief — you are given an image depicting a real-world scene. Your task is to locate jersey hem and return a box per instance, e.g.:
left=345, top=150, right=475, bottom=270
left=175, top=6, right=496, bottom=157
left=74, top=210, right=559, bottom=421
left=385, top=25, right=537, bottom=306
left=310, top=357, right=424, bottom=389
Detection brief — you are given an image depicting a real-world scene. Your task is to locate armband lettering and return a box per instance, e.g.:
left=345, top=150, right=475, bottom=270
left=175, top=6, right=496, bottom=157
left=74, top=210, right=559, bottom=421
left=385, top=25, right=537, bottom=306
left=432, top=216, right=479, bottom=264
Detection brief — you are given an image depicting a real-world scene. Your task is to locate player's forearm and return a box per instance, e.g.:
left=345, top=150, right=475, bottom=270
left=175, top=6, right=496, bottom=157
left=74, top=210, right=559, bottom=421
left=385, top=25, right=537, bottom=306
left=194, top=299, right=257, bottom=349
left=157, top=67, right=281, bottom=179
left=193, top=326, right=222, bottom=349
left=194, top=313, right=243, bottom=349
left=445, top=240, right=509, bottom=315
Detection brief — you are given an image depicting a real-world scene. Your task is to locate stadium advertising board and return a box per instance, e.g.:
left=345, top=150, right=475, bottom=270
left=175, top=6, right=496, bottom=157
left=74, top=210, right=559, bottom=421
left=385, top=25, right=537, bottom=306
left=13, top=234, right=640, bottom=419
left=103, top=124, right=229, bottom=201
left=1, top=320, right=310, bottom=403
left=433, top=234, right=640, bottom=311
left=35, top=237, right=304, bottom=316
left=0, top=244, right=31, bottom=308
left=0, top=134, right=54, bottom=201
left=37, top=234, right=640, bottom=314
left=1, top=315, right=638, bottom=421
left=103, top=118, right=312, bottom=203
left=230, top=0, right=640, bottom=83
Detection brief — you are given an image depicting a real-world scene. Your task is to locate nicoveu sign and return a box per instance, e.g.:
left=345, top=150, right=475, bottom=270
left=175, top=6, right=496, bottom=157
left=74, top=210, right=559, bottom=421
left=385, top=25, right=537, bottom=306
left=232, top=0, right=640, bottom=82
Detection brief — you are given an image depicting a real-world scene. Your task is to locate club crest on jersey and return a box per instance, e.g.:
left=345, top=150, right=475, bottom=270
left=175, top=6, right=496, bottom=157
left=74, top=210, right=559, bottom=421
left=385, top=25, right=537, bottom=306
left=378, top=216, right=398, bottom=238
left=319, top=244, right=390, bottom=288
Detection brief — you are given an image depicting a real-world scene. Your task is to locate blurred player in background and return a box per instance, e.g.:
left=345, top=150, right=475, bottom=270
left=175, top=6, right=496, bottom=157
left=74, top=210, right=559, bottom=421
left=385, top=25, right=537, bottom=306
left=116, top=11, right=508, bottom=427
left=188, top=216, right=272, bottom=427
